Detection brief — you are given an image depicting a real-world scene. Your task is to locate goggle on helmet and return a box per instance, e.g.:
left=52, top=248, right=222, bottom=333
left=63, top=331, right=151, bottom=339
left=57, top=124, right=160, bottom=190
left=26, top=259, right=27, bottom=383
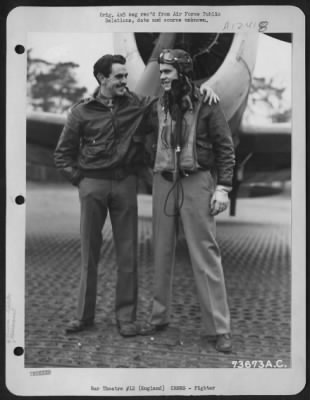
left=158, top=49, right=193, bottom=76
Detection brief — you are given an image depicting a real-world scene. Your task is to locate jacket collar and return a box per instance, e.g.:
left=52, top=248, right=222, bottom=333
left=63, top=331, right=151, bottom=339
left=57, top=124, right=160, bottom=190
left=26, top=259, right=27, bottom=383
left=159, top=86, right=201, bottom=113
left=81, top=86, right=133, bottom=107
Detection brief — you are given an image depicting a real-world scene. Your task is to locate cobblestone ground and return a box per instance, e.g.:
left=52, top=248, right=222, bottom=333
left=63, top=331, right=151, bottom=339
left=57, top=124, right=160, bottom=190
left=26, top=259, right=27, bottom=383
left=25, top=183, right=291, bottom=368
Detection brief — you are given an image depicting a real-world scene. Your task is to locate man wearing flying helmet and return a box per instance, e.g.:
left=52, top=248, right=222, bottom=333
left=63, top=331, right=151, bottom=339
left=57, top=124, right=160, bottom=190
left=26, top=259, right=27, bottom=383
left=140, top=49, right=235, bottom=353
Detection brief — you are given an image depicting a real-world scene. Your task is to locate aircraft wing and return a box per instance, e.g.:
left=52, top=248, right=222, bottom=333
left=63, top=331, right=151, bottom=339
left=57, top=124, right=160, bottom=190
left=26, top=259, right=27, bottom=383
left=236, top=122, right=291, bottom=182
left=27, top=111, right=66, bottom=167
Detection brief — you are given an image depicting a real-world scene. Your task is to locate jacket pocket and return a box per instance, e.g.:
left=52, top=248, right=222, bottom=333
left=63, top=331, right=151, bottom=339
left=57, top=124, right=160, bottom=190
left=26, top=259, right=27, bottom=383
left=196, top=142, right=215, bottom=169
left=132, top=135, right=144, bottom=143
left=82, top=142, right=111, bottom=161
left=201, top=170, right=215, bottom=193
left=198, top=141, right=213, bottom=150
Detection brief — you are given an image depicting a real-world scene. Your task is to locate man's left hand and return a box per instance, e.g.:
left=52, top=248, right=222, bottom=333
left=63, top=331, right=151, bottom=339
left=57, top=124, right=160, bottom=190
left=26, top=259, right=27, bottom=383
left=200, top=83, right=220, bottom=105
left=210, top=188, right=229, bottom=216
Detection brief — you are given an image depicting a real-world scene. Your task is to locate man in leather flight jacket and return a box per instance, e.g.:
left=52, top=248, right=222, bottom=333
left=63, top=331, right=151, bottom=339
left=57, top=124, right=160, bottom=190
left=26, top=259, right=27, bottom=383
left=54, top=54, right=158, bottom=337
left=140, top=49, right=235, bottom=353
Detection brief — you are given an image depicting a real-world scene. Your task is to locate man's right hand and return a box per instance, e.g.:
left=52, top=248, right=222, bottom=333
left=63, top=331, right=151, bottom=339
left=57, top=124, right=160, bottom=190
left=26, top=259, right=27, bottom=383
left=200, top=83, right=220, bottom=105
left=210, top=188, right=229, bottom=216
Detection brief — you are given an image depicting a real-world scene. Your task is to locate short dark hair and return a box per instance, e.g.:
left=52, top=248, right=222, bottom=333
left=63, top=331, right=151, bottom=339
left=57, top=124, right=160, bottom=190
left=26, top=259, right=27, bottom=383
left=93, top=54, right=126, bottom=83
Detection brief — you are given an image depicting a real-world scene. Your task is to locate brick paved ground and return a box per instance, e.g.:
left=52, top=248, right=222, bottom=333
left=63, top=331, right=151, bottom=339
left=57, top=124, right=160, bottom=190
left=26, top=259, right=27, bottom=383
left=25, top=182, right=291, bottom=368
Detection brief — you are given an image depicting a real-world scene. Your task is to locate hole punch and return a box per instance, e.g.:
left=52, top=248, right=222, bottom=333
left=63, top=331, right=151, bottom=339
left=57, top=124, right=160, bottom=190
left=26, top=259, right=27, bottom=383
left=15, top=195, right=25, bottom=205
left=14, top=347, right=24, bottom=356
left=15, top=45, right=25, bottom=54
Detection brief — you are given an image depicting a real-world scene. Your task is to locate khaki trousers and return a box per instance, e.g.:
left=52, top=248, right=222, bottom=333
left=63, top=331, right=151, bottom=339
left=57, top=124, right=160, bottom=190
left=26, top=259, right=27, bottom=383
left=77, top=176, right=138, bottom=323
left=151, top=171, right=231, bottom=335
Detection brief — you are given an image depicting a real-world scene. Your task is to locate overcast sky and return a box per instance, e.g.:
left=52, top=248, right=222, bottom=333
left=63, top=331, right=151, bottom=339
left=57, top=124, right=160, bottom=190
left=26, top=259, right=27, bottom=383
left=28, top=32, right=291, bottom=98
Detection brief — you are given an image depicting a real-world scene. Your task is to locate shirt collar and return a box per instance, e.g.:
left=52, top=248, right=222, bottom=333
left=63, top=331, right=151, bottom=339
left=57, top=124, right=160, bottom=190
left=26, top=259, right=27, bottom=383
left=88, top=86, right=132, bottom=104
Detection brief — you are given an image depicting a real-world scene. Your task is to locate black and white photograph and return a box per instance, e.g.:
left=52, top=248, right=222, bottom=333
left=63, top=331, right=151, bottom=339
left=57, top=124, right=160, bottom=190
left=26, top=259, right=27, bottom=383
left=5, top=5, right=306, bottom=397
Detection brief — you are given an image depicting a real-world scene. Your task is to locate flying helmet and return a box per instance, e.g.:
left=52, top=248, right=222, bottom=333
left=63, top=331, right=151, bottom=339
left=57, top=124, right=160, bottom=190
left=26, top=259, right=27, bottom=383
left=158, top=49, right=193, bottom=77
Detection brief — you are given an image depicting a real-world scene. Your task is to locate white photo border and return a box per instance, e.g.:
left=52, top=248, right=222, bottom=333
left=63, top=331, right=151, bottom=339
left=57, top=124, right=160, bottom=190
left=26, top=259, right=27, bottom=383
left=6, top=5, right=306, bottom=396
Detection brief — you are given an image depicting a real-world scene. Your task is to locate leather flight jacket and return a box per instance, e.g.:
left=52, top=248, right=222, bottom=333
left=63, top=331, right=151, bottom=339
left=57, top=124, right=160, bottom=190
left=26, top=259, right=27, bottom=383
left=54, top=90, right=158, bottom=185
left=150, top=89, right=235, bottom=187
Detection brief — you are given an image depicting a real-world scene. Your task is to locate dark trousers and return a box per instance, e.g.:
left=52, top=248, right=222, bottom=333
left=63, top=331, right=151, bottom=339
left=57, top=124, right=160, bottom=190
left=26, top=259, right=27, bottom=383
left=76, top=176, right=138, bottom=322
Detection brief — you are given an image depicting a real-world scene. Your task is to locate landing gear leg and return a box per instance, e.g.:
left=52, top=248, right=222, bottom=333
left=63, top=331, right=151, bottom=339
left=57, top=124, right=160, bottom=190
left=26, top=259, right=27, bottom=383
left=229, top=166, right=240, bottom=216
left=229, top=153, right=252, bottom=216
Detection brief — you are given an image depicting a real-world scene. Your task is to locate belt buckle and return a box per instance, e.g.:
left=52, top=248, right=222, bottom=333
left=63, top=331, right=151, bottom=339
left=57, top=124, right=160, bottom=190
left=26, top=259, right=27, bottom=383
left=161, top=171, right=174, bottom=182
left=180, top=170, right=190, bottom=178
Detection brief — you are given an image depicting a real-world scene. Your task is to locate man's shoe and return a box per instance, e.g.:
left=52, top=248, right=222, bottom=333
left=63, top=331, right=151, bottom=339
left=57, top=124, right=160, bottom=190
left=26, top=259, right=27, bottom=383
left=138, top=322, right=169, bottom=336
left=65, top=319, right=94, bottom=334
left=117, top=321, right=138, bottom=337
left=215, top=333, right=232, bottom=353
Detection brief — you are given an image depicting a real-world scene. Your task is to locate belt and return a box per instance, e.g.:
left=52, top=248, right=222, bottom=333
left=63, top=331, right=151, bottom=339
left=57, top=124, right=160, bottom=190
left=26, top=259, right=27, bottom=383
left=81, top=166, right=135, bottom=180
left=161, top=168, right=208, bottom=182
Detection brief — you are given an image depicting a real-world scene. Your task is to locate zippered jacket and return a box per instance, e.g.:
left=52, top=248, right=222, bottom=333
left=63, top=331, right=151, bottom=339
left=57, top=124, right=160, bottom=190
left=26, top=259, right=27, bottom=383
left=150, top=90, right=235, bottom=187
left=54, top=90, right=157, bottom=185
